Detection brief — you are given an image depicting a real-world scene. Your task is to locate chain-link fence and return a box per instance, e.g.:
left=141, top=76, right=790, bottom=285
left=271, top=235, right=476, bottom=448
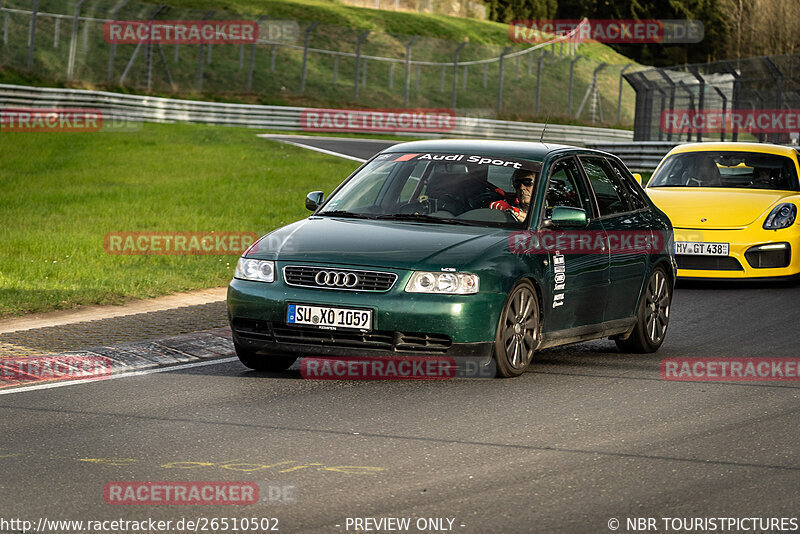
left=625, top=54, right=800, bottom=143
left=0, top=0, right=638, bottom=125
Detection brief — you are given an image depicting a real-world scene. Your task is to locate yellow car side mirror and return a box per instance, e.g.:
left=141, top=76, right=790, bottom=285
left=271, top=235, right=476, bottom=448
left=632, top=173, right=642, bottom=185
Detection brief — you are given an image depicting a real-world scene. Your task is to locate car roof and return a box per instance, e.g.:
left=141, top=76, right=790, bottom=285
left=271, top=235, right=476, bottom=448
left=380, top=139, right=573, bottom=162
left=668, top=142, right=799, bottom=158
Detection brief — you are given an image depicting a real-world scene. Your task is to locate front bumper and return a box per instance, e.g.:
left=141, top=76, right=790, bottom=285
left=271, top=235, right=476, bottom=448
left=230, top=322, right=493, bottom=360
left=673, top=226, right=800, bottom=279
left=227, top=275, right=505, bottom=360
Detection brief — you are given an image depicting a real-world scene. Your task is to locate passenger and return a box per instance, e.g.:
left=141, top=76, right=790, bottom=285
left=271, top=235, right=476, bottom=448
left=752, top=168, right=770, bottom=188
left=755, top=167, right=790, bottom=189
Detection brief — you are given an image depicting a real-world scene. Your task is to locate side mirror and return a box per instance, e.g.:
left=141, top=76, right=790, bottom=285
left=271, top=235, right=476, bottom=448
left=546, top=206, right=588, bottom=228
left=632, top=173, right=643, bottom=185
left=305, top=191, right=324, bottom=211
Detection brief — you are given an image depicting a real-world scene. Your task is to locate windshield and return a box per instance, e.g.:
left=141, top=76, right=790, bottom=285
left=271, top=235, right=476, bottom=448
left=318, top=152, right=542, bottom=227
left=648, top=151, right=800, bottom=191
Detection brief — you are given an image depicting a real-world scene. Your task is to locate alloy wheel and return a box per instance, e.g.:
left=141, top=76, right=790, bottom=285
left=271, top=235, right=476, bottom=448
left=500, top=284, right=539, bottom=371
left=644, top=269, right=670, bottom=344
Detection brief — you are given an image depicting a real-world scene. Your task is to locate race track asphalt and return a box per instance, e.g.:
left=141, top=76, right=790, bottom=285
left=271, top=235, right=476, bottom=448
left=1, top=137, right=798, bottom=534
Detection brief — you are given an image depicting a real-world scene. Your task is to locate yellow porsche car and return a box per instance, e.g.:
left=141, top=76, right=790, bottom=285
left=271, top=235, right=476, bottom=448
left=646, top=142, right=800, bottom=280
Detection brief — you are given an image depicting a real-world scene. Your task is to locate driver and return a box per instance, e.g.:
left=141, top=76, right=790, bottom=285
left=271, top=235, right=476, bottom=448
left=753, top=168, right=773, bottom=188
left=489, top=169, right=536, bottom=222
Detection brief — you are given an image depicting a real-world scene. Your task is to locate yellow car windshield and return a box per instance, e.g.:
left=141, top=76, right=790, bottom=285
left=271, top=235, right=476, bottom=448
left=649, top=151, right=799, bottom=191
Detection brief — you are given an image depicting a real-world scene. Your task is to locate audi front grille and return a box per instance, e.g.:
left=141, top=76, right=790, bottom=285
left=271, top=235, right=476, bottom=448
left=283, top=265, right=398, bottom=292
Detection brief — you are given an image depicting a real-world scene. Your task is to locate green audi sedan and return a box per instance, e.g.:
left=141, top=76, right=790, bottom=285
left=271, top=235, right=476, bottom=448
left=227, top=140, right=676, bottom=377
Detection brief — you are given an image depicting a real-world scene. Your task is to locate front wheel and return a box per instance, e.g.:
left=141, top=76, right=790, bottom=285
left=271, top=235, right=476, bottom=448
left=494, top=281, right=540, bottom=378
left=235, top=343, right=297, bottom=372
left=615, top=266, right=671, bottom=353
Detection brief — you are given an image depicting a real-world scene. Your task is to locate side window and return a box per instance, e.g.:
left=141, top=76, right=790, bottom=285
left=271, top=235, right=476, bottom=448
left=544, top=158, right=589, bottom=218
left=580, top=157, right=633, bottom=216
left=606, top=158, right=648, bottom=210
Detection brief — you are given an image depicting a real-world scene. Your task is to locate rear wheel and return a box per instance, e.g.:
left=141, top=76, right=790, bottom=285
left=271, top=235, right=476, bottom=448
left=615, top=266, right=671, bottom=353
left=235, top=343, right=296, bottom=372
left=494, top=281, right=540, bottom=378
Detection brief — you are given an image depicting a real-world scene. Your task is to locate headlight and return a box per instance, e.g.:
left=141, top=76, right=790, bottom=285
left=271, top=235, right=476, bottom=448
left=763, top=203, right=797, bottom=230
left=405, top=271, right=479, bottom=294
left=234, top=258, right=275, bottom=283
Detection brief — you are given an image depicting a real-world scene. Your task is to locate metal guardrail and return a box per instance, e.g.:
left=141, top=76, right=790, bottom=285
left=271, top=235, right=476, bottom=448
left=0, top=84, right=634, bottom=145
left=586, top=141, right=677, bottom=172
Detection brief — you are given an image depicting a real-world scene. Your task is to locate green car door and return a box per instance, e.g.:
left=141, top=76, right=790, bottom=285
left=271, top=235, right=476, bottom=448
left=579, top=155, right=650, bottom=322
left=536, top=155, right=610, bottom=333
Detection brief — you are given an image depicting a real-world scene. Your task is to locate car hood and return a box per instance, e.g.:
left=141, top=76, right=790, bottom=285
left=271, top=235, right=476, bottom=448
left=247, top=217, right=509, bottom=270
left=645, top=188, right=797, bottom=228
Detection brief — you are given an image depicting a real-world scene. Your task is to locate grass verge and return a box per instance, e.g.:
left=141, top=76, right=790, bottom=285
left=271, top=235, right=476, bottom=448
left=0, top=122, right=361, bottom=318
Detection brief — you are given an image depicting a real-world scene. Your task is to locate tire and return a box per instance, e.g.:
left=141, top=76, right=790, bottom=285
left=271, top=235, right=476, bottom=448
left=235, top=343, right=296, bottom=372
left=494, top=280, right=540, bottom=378
left=615, top=266, right=671, bottom=353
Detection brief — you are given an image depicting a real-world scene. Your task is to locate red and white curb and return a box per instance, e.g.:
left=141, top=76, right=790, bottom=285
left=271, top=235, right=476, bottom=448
left=0, top=327, right=236, bottom=391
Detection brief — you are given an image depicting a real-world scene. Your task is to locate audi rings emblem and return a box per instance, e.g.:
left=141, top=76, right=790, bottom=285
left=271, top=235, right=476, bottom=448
left=315, top=270, right=359, bottom=288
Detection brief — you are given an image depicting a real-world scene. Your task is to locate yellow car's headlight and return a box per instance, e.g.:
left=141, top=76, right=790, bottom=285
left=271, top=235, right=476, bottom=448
left=763, top=203, right=797, bottom=230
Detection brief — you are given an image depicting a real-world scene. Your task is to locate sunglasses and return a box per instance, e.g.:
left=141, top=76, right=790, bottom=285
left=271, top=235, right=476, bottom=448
left=514, top=178, right=534, bottom=187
